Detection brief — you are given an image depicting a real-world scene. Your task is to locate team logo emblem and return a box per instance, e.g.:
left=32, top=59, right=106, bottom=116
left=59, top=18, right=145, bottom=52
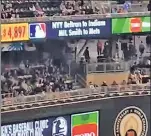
left=114, top=106, right=148, bottom=136
left=52, top=117, right=68, bottom=136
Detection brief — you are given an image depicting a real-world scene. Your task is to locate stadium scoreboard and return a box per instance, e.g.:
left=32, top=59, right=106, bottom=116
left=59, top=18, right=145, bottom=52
left=1, top=16, right=150, bottom=42
left=46, top=19, right=111, bottom=38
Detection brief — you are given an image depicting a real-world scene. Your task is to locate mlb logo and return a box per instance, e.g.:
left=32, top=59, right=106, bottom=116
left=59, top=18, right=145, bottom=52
left=29, top=23, right=46, bottom=39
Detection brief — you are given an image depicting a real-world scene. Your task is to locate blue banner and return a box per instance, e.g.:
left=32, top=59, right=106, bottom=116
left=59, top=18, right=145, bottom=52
left=46, top=19, right=111, bottom=38
left=1, top=115, right=71, bottom=136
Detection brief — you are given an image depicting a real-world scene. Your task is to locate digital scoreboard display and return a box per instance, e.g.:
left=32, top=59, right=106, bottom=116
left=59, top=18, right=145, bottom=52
left=46, top=19, right=111, bottom=38
left=112, top=16, right=150, bottom=34
left=1, top=116, right=71, bottom=136
left=1, top=23, right=29, bottom=42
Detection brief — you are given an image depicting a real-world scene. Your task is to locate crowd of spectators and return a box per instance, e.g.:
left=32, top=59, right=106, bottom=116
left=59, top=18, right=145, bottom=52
left=1, top=0, right=94, bottom=19
left=1, top=40, right=150, bottom=102
left=88, top=54, right=150, bottom=89
left=1, top=0, right=150, bottom=19
left=89, top=68, right=150, bottom=90
left=1, top=59, right=73, bottom=99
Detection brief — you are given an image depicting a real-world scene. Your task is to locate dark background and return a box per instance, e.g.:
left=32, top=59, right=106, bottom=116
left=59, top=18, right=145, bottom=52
left=2, top=95, right=150, bottom=136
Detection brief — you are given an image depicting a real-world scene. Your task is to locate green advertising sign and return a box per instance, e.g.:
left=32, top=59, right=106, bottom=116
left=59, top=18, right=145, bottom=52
left=112, top=16, right=150, bottom=34
left=71, top=111, right=99, bottom=136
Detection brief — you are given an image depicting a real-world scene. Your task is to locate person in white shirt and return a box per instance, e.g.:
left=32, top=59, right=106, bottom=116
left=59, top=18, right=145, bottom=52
left=146, top=59, right=151, bottom=65
left=89, top=82, right=95, bottom=90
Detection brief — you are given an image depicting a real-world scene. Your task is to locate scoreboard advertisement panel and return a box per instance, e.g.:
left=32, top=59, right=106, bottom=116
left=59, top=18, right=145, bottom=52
left=112, top=16, right=150, bottom=34
left=1, top=23, right=29, bottom=42
left=1, top=95, right=150, bottom=136
left=71, top=111, right=99, bottom=136
left=1, top=111, right=99, bottom=136
left=1, top=16, right=150, bottom=42
left=1, top=19, right=111, bottom=42
left=1, top=115, right=71, bottom=136
left=29, top=23, right=46, bottom=39
left=46, top=19, right=111, bottom=38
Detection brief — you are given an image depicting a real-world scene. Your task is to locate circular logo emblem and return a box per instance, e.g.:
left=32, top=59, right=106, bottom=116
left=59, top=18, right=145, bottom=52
left=114, top=106, right=148, bottom=136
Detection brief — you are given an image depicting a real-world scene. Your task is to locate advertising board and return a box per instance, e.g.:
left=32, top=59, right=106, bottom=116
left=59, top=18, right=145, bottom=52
left=29, top=23, right=46, bottom=39
left=46, top=19, right=111, bottom=38
left=1, top=23, right=29, bottom=42
left=1, top=115, right=71, bottom=136
left=1, top=96, right=150, bottom=136
left=114, top=106, right=148, bottom=136
left=71, top=111, right=99, bottom=136
left=112, top=16, right=150, bottom=34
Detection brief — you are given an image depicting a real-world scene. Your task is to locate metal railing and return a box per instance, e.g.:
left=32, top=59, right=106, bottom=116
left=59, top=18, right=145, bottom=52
left=2, top=84, right=150, bottom=107
left=1, top=12, right=150, bottom=23
left=76, top=74, right=87, bottom=87
left=87, top=61, right=130, bottom=73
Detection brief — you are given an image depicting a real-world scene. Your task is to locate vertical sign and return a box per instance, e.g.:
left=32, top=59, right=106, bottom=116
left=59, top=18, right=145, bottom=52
left=71, top=111, right=99, bottom=136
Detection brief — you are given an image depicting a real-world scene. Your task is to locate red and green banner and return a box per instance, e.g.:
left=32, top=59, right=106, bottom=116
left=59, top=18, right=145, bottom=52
left=71, top=111, right=99, bottom=136
left=112, top=16, right=150, bottom=34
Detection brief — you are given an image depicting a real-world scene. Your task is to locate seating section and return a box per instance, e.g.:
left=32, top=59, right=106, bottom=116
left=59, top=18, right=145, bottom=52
left=1, top=0, right=62, bottom=18
left=1, top=59, right=73, bottom=98
left=1, top=0, right=150, bottom=19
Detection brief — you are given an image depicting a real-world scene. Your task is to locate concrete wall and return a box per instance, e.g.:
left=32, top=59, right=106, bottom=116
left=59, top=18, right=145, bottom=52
left=2, top=95, right=150, bottom=136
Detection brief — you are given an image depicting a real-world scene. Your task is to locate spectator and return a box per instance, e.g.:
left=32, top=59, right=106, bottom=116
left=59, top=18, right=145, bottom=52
left=83, top=47, right=90, bottom=63
left=101, top=81, right=107, bottom=86
left=136, top=71, right=142, bottom=84
left=147, top=0, right=151, bottom=11
left=146, top=35, right=151, bottom=50
left=139, top=41, right=145, bottom=56
left=112, top=81, right=118, bottom=86
left=89, top=82, right=95, bottom=89
left=97, top=40, right=103, bottom=56
left=121, top=80, right=127, bottom=85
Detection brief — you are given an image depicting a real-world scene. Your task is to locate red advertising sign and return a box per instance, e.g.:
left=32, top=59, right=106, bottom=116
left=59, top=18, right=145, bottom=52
left=130, top=18, right=142, bottom=33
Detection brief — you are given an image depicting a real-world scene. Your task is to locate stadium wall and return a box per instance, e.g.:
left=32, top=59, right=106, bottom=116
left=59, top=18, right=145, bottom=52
left=2, top=95, right=150, bottom=136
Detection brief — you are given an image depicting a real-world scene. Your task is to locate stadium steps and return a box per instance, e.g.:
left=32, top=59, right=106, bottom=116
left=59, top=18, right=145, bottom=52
left=76, top=39, right=87, bottom=57
left=86, top=39, right=98, bottom=62
left=75, top=74, right=87, bottom=88
left=66, top=39, right=87, bottom=61
left=76, top=39, right=99, bottom=62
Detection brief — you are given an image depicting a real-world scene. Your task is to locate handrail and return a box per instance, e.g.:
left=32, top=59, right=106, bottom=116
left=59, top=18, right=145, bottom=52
left=76, top=74, right=87, bottom=87
left=2, top=84, right=150, bottom=107
left=1, top=12, right=150, bottom=23
left=87, top=61, right=130, bottom=73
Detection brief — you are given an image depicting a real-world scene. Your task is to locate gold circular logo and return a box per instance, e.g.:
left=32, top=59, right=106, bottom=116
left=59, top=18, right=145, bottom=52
left=114, top=106, right=148, bottom=136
